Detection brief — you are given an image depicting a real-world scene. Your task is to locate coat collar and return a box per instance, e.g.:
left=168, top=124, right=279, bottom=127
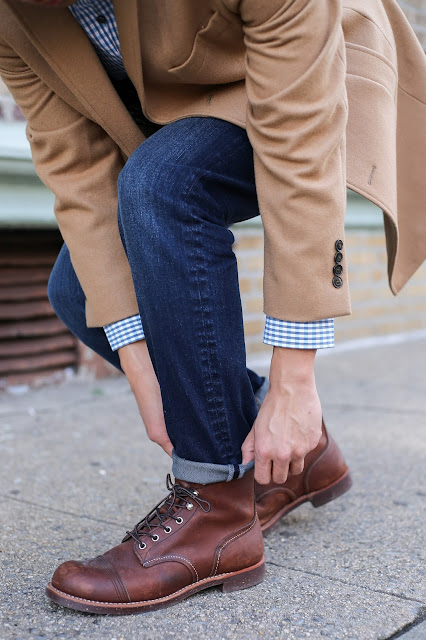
left=6, top=0, right=144, bottom=156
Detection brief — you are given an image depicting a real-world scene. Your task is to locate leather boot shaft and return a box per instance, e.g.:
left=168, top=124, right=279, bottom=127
left=255, top=422, right=351, bottom=534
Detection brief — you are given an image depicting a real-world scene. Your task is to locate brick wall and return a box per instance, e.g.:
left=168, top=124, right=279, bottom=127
left=233, top=224, right=426, bottom=359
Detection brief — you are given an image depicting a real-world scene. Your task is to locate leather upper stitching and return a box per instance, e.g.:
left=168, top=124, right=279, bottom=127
left=143, top=554, right=199, bottom=582
left=95, top=556, right=130, bottom=603
left=213, top=517, right=257, bottom=577
left=257, top=487, right=297, bottom=501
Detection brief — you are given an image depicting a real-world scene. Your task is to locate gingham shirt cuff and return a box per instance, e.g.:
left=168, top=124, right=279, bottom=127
left=263, top=316, right=335, bottom=349
left=104, top=315, right=145, bottom=351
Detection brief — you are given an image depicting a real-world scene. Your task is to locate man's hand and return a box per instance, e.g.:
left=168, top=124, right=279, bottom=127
left=118, top=341, right=173, bottom=457
left=242, top=347, right=322, bottom=484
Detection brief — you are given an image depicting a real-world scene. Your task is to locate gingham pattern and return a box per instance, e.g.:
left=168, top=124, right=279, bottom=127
left=69, top=0, right=127, bottom=80
left=104, top=314, right=335, bottom=351
left=104, top=315, right=145, bottom=351
left=68, top=2, right=336, bottom=352
left=264, top=317, right=335, bottom=349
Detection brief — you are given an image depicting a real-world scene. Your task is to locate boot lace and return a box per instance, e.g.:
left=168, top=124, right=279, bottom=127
left=123, top=474, right=211, bottom=547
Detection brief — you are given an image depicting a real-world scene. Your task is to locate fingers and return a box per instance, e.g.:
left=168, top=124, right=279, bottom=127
left=145, top=423, right=174, bottom=457
left=271, top=460, right=290, bottom=484
left=241, top=428, right=255, bottom=465
left=255, top=443, right=307, bottom=484
left=254, top=456, right=272, bottom=485
left=289, top=458, right=305, bottom=476
left=160, top=438, right=173, bottom=458
left=256, top=456, right=305, bottom=484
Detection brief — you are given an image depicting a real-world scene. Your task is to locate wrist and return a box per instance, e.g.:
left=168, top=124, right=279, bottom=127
left=269, top=346, right=316, bottom=388
left=118, top=340, right=149, bottom=375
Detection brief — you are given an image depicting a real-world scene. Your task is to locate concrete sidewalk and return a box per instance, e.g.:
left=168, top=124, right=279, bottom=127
left=0, top=339, right=425, bottom=640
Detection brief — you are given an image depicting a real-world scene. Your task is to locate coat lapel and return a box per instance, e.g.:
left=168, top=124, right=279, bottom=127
left=6, top=0, right=144, bottom=157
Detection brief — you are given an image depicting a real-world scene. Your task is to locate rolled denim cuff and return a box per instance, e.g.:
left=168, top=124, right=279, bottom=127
left=172, top=450, right=254, bottom=484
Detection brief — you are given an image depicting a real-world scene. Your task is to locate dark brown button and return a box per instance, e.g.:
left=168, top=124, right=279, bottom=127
left=333, top=264, right=343, bottom=276
left=96, top=14, right=107, bottom=24
left=334, top=252, right=343, bottom=264
left=335, top=239, right=344, bottom=251
left=332, top=276, right=343, bottom=288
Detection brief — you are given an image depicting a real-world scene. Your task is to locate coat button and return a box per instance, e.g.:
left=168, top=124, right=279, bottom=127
left=335, top=239, right=343, bottom=251
left=334, top=251, right=343, bottom=264
left=332, top=275, right=343, bottom=288
left=333, top=264, right=343, bottom=276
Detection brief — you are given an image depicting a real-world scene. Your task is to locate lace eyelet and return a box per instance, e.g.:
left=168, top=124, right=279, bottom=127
left=175, top=517, right=184, bottom=524
left=151, top=534, right=160, bottom=542
left=164, top=526, right=172, bottom=533
left=192, top=490, right=199, bottom=496
left=186, top=502, right=194, bottom=510
left=138, top=542, right=146, bottom=550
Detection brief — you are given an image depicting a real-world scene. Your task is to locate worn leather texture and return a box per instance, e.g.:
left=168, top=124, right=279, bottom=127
left=51, top=471, right=264, bottom=605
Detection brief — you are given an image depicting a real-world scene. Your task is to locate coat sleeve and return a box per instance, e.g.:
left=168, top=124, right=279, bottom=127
left=230, top=0, right=350, bottom=321
left=0, top=39, right=140, bottom=327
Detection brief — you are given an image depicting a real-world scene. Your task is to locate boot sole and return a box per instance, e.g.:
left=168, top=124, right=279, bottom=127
left=45, top=556, right=266, bottom=615
left=261, top=469, right=353, bottom=537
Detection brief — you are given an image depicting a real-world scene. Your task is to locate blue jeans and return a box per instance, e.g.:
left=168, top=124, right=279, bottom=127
left=48, top=117, right=264, bottom=483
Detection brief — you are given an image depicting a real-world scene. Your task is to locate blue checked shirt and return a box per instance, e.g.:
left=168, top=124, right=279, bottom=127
left=70, top=0, right=335, bottom=352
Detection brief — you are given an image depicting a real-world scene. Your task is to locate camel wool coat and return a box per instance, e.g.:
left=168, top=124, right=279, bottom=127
left=0, top=0, right=425, bottom=327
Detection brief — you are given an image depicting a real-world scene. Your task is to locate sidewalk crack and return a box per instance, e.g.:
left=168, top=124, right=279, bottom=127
left=323, top=403, right=426, bottom=417
left=266, top=561, right=425, bottom=605
left=380, top=607, right=426, bottom=639
left=0, top=493, right=125, bottom=528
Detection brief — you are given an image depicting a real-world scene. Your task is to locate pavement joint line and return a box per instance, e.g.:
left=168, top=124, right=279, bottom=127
left=0, top=386, right=132, bottom=418
left=248, top=331, right=426, bottom=370
left=5, top=496, right=423, bottom=610
left=323, top=403, right=426, bottom=417
left=321, top=330, right=426, bottom=356
left=266, top=561, right=426, bottom=606
left=0, top=493, right=126, bottom=529
left=2, top=398, right=426, bottom=421
left=380, top=607, right=426, bottom=639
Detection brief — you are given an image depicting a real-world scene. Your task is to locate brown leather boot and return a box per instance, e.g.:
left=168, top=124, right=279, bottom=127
left=256, top=421, right=352, bottom=536
left=46, top=471, right=265, bottom=614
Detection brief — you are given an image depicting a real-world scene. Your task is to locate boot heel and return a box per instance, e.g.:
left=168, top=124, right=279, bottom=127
left=220, top=559, right=266, bottom=594
left=310, top=471, right=353, bottom=508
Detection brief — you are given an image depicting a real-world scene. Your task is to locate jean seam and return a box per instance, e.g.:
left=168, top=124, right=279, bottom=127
left=182, top=168, right=240, bottom=465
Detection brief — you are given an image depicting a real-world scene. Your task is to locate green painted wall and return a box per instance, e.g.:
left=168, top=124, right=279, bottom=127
left=0, top=120, right=382, bottom=230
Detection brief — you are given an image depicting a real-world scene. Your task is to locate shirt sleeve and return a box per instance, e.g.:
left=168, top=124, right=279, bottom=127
left=104, top=314, right=334, bottom=351
left=104, top=315, right=145, bottom=351
left=263, top=316, right=334, bottom=349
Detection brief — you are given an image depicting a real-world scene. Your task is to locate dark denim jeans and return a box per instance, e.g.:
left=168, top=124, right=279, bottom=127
left=48, top=117, right=264, bottom=483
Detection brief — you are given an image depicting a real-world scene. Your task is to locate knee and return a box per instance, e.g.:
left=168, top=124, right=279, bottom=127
left=117, top=143, right=189, bottom=226
left=118, top=143, right=159, bottom=205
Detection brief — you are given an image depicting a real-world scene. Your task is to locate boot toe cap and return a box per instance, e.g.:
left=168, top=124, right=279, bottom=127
left=51, top=558, right=127, bottom=603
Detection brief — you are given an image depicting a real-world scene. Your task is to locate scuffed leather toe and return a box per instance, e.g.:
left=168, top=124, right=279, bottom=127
left=51, top=557, right=128, bottom=603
